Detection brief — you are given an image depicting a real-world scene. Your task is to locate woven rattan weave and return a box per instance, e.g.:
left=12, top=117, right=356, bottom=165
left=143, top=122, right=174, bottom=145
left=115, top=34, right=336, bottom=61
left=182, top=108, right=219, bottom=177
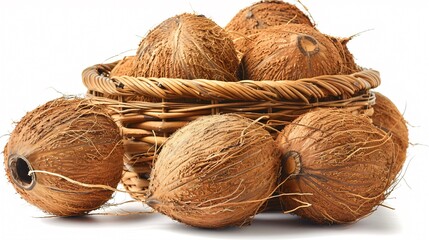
left=82, top=61, right=380, bottom=201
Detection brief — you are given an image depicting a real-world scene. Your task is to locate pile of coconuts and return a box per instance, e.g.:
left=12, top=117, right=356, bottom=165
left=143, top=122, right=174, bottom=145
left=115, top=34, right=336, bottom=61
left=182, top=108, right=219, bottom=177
left=3, top=0, right=408, bottom=230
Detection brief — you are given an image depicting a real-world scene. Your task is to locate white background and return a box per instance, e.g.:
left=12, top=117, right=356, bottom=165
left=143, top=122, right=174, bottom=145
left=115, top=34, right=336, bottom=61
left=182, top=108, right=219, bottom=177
left=0, top=0, right=428, bottom=239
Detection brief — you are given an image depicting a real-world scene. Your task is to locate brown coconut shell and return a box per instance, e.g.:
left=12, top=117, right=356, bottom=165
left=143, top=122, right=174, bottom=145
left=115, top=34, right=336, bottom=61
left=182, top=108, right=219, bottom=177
left=372, top=92, right=408, bottom=179
left=110, top=55, right=136, bottom=77
left=276, top=109, right=394, bottom=224
left=241, top=24, right=343, bottom=81
left=147, top=114, right=280, bottom=228
left=132, top=13, right=239, bottom=82
left=4, top=98, right=124, bottom=216
left=225, top=0, right=313, bottom=33
left=225, top=0, right=314, bottom=56
left=110, top=55, right=158, bottom=102
left=326, top=35, right=360, bottom=74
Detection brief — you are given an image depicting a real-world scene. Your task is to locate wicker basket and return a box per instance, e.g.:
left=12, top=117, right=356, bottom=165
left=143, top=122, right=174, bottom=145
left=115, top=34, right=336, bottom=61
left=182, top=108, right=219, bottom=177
left=82, top=61, right=380, bottom=201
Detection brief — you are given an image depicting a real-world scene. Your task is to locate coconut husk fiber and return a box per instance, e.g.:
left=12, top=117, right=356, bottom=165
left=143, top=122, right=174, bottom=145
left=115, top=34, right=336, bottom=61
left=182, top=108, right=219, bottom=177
left=4, top=98, right=124, bottom=216
left=225, top=0, right=313, bottom=56
left=110, top=55, right=136, bottom=77
left=147, top=114, right=280, bottom=228
left=276, top=108, right=394, bottom=224
left=372, top=92, right=408, bottom=180
left=132, top=13, right=239, bottom=82
left=241, top=24, right=343, bottom=81
left=226, top=0, right=313, bottom=33
left=326, top=35, right=360, bottom=74
left=109, top=55, right=158, bottom=102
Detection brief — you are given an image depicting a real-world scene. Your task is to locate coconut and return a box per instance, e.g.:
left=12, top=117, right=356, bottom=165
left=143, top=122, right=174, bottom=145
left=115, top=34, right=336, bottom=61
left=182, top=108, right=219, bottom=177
left=225, top=0, right=313, bottom=55
left=4, top=98, right=123, bottom=216
left=241, top=24, right=343, bottom=81
left=225, top=0, right=313, bottom=33
left=146, top=114, right=280, bottom=228
left=372, top=92, right=408, bottom=179
left=326, top=35, right=360, bottom=74
left=110, top=55, right=136, bottom=77
left=276, top=109, right=394, bottom=224
left=132, top=13, right=239, bottom=82
left=110, top=55, right=158, bottom=102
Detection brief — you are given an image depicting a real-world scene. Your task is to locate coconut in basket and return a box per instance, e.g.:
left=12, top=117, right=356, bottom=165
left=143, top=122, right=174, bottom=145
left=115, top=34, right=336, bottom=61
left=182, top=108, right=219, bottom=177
left=132, top=13, right=239, bottom=82
left=115, top=13, right=241, bottom=201
left=225, top=0, right=313, bottom=56
left=241, top=24, right=345, bottom=81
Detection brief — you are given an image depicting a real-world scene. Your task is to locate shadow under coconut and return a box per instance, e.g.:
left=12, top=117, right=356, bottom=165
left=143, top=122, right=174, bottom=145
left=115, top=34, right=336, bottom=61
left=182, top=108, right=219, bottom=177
left=164, top=214, right=319, bottom=237
left=41, top=213, right=155, bottom=227
left=165, top=208, right=400, bottom=238
left=40, top=205, right=155, bottom=227
left=346, top=207, right=402, bottom=233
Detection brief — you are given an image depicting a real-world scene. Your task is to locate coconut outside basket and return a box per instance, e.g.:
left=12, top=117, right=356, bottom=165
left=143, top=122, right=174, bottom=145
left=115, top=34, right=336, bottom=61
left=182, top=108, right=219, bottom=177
left=82, top=61, right=380, bottom=202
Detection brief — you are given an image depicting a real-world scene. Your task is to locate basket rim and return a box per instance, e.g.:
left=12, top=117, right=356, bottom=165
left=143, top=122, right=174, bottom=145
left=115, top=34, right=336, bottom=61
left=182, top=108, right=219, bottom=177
left=82, top=61, right=380, bottom=103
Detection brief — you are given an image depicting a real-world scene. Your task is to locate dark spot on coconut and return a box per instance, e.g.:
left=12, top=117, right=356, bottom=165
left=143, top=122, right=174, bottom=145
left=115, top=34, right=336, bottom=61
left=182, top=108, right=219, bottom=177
left=256, top=20, right=264, bottom=28
left=297, top=35, right=320, bottom=57
left=8, top=155, right=35, bottom=190
left=281, top=151, right=302, bottom=177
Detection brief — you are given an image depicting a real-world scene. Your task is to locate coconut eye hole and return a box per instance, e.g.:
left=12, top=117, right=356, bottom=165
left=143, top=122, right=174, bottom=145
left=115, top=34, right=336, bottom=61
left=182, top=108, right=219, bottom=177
left=8, top=155, right=36, bottom=190
left=281, top=151, right=302, bottom=178
left=297, top=35, right=320, bottom=56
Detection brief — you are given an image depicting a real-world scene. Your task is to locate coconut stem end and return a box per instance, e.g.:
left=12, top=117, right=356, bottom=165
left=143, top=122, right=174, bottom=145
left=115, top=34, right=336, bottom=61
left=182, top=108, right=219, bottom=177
left=281, top=151, right=302, bottom=177
left=8, top=155, right=36, bottom=190
left=297, top=35, right=320, bottom=57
